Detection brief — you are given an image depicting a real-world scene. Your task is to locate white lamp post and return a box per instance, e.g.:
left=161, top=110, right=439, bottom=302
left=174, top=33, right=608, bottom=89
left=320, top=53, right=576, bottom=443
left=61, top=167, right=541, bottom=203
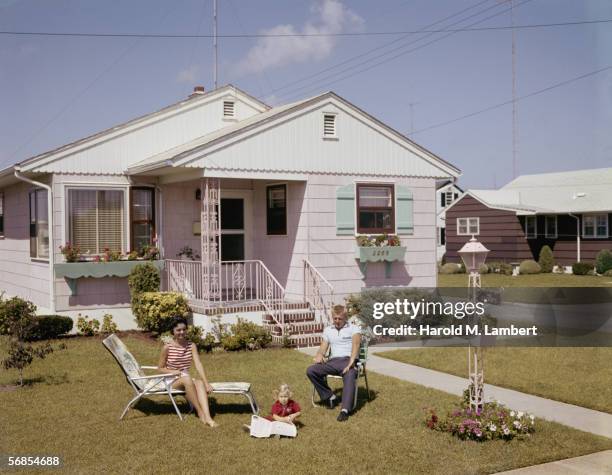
left=457, top=235, right=490, bottom=411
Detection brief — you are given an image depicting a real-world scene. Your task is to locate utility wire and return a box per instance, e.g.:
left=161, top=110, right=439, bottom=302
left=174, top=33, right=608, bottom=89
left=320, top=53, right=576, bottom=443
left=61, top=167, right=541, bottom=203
left=1, top=18, right=610, bottom=38
left=410, top=65, right=612, bottom=135
left=276, top=0, right=535, bottom=101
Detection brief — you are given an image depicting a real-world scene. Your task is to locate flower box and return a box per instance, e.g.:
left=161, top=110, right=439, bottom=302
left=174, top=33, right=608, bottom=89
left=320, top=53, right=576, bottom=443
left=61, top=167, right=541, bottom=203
left=355, top=246, right=406, bottom=278
left=54, top=260, right=165, bottom=296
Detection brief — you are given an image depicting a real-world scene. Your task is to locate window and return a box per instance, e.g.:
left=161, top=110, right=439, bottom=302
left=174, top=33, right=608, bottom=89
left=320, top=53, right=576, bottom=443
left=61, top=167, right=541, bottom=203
left=438, top=227, right=446, bottom=246
left=357, top=184, right=394, bottom=234
left=456, top=217, right=479, bottom=236
left=582, top=214, right=608, bottom=238
left=323, top=114, right=336, bottom=137
left=29, top=189, right=49, bottom=259
left=266, top=184, right=287, bottom=235
left=131, top=188, right=155, bottom=252
left=0, top=192, right=4, bottom=237
left=68, top=189, right=125, bottom=254
left=223, top=100, right=235, bottom=118
left=525, top=216, right=537, bottom=239
left=545, top=215, right=557, bottom=238
left=220, top=198, right=245, bottom=261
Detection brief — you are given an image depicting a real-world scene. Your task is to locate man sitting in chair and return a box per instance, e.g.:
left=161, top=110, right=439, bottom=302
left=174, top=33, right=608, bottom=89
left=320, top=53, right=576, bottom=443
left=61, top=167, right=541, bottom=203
left=306, top=304, right=361, bottom=422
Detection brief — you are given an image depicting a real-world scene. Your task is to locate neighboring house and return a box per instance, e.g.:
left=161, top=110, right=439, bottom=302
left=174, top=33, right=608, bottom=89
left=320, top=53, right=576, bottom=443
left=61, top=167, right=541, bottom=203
left=445, top=168, right=612, bottom=265
left=435, top=180, right=462, bottom=261
left=0, top=85, right=460, bottom=341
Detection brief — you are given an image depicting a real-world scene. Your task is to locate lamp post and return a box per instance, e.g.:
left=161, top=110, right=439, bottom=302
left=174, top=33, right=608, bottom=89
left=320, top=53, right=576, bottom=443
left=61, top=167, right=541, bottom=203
left=457, top=235, right=490, bottom=411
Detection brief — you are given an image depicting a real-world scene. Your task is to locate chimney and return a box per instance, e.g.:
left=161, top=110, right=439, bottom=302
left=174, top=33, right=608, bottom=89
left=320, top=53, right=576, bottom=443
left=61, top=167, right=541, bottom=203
left=189, top=86, right=206, bottom=98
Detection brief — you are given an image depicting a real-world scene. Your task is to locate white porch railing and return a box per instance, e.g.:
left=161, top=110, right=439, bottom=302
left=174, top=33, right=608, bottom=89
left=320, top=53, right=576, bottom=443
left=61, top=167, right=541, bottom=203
left=165, top=259, right=286, bottom=332
left=303, top=259, right=334, bottom=326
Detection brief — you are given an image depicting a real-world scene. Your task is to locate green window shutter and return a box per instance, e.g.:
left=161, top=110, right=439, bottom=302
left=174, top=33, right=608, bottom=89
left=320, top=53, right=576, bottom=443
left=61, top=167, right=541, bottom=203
left=336, top=184, right=355, bottom=235
left=396, top=185, right=414, bottom=235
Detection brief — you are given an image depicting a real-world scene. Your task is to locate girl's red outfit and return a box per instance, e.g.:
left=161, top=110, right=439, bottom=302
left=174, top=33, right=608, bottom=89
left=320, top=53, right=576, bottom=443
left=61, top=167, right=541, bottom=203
left=266, top=399, right=301, bottom=421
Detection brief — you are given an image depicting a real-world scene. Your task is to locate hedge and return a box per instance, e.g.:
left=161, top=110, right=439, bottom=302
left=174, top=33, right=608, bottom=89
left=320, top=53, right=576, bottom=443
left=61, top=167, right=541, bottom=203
left=572, top=262, right=594, bottom=276
left=26, top=316, right=73, bottom=341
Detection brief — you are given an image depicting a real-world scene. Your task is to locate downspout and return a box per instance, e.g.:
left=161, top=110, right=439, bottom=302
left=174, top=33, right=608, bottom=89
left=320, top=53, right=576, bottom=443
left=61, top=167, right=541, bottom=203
left=569, top=213, right=580, bottom=262
left=14, top=168, right=55, bottom=313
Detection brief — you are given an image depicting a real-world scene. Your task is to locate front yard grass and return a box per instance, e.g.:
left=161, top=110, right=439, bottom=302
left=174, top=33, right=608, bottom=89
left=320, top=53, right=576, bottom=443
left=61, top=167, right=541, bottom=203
left=438, top=273, right=612, bottom=287
left=2, top=336, right=612, bottom=474
left=378, top=347, right=612, bottom=414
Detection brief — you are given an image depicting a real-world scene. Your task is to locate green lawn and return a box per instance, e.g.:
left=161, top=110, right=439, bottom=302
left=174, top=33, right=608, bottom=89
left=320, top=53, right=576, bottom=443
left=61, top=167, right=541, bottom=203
left=2, top=336, right=612, bottom=474
left=438, top=273, right=612, bottom=287
left=378, top=347, right=612, bottom=414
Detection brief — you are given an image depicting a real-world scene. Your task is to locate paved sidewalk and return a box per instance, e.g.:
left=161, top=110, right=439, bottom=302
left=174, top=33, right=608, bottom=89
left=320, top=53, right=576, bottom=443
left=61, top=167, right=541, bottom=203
left=495, top=450, right=612, bottom=474
left=299, top=346, right=612, bottom=438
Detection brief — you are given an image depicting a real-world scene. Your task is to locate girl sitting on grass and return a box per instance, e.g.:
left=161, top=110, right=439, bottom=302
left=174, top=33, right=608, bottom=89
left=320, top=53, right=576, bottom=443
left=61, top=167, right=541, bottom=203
left=267, top=384, right=302, bottom=424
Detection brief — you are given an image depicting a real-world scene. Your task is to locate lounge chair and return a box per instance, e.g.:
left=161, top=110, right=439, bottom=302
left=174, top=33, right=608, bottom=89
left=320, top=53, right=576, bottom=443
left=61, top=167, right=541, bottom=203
left=103, top=334, right=260, bottom=420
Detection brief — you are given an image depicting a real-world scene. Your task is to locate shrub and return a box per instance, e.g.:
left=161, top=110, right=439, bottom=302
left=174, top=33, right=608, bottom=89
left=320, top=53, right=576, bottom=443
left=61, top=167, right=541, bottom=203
left=3, top=340, right=54, bottom=386
left=220, top=318, right=271, bottom=351
left=458, top=262, right=466, bottom=274
left=440, top=263, right=461, bottom=274
left=538, top=245, right=555, bottom=273
left=0, top=296, right=37, bottom=338
left=595, top=249, right=612, bottom=275
left=100, top=314, right=118, bottom=334
left=478, top=263, right=489, bottom=274
left=572, top=262, right=594, bottom=276
left=26, top=316, right=73, bottom=341
left=128, top=263, right=161, bottom=297
left=519, top=260, right=541, bottom=275
left=76, top=316, right=100, bottom=336
left=487, top=262, right=513, bottom=276
left=133, top=292, right=190, bottom=334
left=604, top=269, right=612, bottom=277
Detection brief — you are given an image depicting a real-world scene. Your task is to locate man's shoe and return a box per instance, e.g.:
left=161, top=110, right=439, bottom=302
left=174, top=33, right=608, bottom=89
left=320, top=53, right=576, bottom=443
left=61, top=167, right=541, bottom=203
left=326, top=396, right=338, bottom=410
left=337, top=411, right=349, bottom=422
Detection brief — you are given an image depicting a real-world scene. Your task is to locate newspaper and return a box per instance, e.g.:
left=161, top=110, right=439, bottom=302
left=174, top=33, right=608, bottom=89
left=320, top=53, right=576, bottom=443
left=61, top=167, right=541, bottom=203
left=249, top=415, right=297, bottom=438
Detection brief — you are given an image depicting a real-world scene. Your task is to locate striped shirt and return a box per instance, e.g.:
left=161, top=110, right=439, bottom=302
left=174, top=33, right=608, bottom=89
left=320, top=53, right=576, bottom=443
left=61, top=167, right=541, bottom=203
left=166, top=343, right=194, bottom=371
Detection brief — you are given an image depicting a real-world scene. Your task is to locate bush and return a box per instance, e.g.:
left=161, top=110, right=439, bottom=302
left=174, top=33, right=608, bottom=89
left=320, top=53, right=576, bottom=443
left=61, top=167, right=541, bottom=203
left=458, top=262, right=466, bottom=274
left=572, top=262, right=594, bottom=276
left=0, top=296, right=37, bottom=338
left=595, top=249, right=612, bottom=275
left=100, top=314, right=118, bottom=334
left=538, top=245, right=555, bottom=273
left=186, top=325, right=216, bottom=352
left=478, top=263, right=489, bottom=274
left=128, top=263, right=161, bottom=297
left=440, top=263, right=461, bottom=274
left=604, top=269, right=612, bottom=277
left=76, top=316, right=100, bottom=336
left=25, top=315, right=73, bottom=341
left=519, top=260, right=541, bottom=275
left=220, top=318, right=271, bottom=351
left=133, top=292, right=190, bottom=334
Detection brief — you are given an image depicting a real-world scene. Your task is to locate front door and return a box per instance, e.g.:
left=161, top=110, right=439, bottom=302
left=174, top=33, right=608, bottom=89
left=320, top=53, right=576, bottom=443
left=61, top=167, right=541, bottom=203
left=219, top=190, right=252, bottom=261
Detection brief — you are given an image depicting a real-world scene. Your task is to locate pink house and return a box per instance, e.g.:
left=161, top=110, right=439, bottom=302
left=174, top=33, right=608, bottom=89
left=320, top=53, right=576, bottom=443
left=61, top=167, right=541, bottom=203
left=0, top=85, right=460, bottom=343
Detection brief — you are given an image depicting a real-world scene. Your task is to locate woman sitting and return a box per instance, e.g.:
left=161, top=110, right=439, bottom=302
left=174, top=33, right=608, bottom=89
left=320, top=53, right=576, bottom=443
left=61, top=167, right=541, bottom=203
left=158, top=317, right=218, bottom=427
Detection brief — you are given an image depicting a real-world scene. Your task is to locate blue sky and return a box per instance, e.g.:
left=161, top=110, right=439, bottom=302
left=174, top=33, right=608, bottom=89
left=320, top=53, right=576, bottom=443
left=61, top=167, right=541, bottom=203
left=0, top=0, right=610, bottom=188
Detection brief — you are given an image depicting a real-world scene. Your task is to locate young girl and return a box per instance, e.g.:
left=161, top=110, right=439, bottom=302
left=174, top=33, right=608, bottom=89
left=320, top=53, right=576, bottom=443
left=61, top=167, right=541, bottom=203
left=157, top=317, right=218, bottom=427
left=268, top=384, right=301, bottom=424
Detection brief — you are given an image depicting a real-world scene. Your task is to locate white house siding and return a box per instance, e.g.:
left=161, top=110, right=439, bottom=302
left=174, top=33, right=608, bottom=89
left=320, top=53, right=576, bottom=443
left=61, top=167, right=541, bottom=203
left=0, top=181, right=51, bottom=310
left=29, top=93, right=262, bottom=175
left=252, top=175, right=437, bottom=302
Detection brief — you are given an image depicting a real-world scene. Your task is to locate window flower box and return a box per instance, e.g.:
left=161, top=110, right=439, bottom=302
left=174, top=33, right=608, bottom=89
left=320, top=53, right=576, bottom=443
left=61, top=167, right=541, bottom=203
left=54, top=260, right=165, bottom=296
left=355, top=246, right=406, bottom=278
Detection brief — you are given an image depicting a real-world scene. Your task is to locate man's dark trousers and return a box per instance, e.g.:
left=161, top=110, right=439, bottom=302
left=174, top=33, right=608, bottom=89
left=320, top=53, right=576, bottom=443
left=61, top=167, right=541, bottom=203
left=307, top=356, right=358, bottom=411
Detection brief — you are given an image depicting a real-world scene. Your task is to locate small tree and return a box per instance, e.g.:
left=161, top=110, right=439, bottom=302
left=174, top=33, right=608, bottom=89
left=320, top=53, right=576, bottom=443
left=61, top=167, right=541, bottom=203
left=0, top=297, right=58, bottom=387
left=538, top=245, right=555, bottom=273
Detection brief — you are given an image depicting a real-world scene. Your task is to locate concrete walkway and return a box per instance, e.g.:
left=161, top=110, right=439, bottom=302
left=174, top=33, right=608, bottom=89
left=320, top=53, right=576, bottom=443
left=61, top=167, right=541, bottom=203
left=298, top=346, right=612, bottom=473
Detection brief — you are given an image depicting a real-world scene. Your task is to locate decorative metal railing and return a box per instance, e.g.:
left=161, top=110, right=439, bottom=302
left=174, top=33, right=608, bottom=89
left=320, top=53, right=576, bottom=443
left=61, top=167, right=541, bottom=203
left=165, top=259, right=286, bottom=332
left=303, top=259, right=334, bottom=325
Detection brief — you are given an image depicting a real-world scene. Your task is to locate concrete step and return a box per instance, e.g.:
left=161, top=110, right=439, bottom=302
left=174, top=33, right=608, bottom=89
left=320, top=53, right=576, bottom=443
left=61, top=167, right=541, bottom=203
left=263, top=310, right=316, bottom=324
left=266, top=321, right=324, bottom=336
left=272, top=333, right=322, bottom=348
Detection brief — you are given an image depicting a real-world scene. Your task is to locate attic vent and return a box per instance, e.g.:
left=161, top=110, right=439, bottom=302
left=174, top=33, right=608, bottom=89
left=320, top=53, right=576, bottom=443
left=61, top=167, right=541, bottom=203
left=223, top=101, right=235, bottom=118
left=323, top=114, right=336, bottom=137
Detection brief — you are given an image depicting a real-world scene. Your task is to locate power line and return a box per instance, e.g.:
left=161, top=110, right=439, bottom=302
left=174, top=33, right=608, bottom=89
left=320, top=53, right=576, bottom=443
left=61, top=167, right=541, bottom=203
left=275, top=0, right=535, bottom=102
left=1, top=18, right=610, bottom=39
left=410, top=65, right=612, bottom=135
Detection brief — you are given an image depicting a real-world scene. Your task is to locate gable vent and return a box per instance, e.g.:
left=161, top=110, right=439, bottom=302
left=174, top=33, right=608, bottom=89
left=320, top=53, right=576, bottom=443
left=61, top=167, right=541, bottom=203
left=223, top=101, right=235, bottom=118
left=323, top=114, right=336, bottom=137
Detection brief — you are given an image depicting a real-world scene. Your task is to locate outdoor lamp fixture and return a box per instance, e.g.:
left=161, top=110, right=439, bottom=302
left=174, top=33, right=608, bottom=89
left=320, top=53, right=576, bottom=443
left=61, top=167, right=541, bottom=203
left=457, top=235, right=490, bottom=412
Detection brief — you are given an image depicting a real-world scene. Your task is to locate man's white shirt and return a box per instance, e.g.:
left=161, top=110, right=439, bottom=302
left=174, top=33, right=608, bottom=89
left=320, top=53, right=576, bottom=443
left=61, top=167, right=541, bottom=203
left=322, top=323, right=361, bottom=359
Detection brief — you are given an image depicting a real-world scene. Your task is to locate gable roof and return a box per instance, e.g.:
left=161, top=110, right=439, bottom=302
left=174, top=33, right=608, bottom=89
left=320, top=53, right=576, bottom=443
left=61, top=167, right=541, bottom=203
left=448, top=167, right=612, bottom=215
left=128, top=91, right=461, bottom=178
